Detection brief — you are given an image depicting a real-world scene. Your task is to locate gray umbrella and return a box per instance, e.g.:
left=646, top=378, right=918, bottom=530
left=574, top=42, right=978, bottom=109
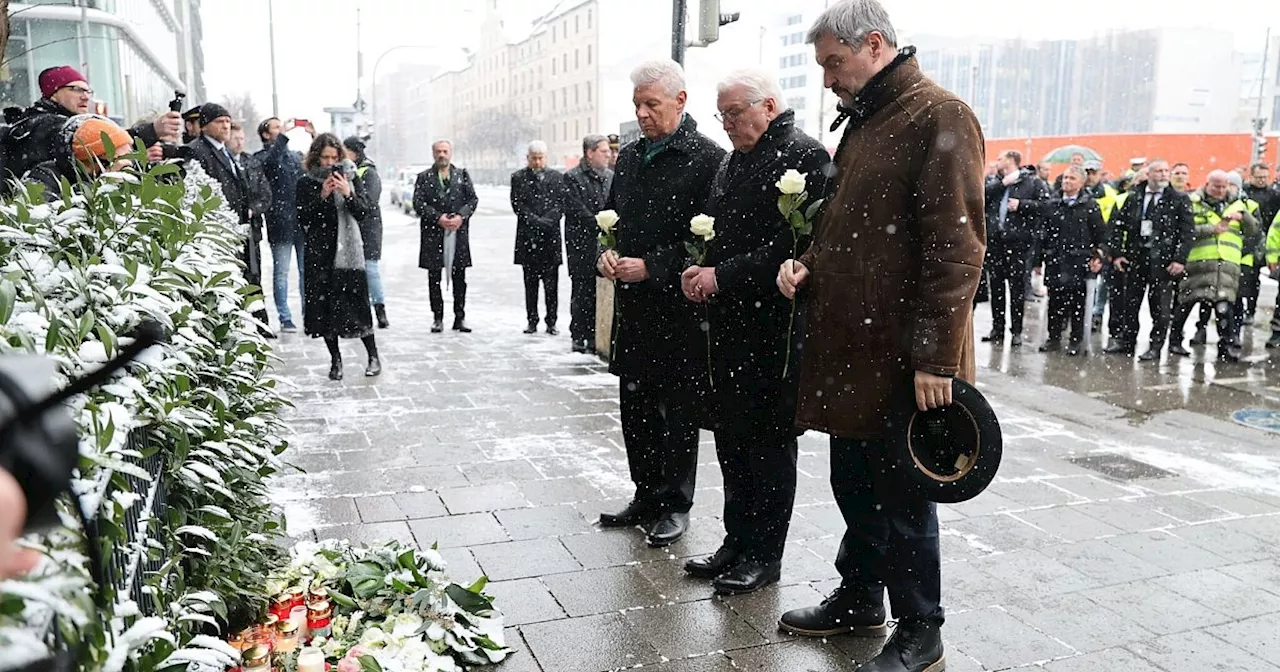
left=443, top=230, right=456, bottom=287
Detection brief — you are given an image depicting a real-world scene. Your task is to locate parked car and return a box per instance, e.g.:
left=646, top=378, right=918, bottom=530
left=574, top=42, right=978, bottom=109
left=388, top=166, right=426, bottom=213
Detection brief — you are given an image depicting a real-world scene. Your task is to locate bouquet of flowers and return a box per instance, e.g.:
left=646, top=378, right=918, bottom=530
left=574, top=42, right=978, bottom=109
left=248, top=539, right=509, bottom=672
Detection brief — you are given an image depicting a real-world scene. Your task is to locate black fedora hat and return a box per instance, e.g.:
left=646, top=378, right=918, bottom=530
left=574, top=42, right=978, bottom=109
left=884, top=378, right=1002, bottom=503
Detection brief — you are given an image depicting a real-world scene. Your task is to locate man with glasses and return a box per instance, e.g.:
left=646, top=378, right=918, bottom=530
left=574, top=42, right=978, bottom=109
left=2, top=66, right=182, bottom=184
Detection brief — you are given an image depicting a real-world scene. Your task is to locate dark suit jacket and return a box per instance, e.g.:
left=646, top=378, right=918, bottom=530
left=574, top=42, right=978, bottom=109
left=510, top=167, right=565, bottom=267
left=186, top=135, right=249, bottom=221
left=413, top=164, right=478, bottom=270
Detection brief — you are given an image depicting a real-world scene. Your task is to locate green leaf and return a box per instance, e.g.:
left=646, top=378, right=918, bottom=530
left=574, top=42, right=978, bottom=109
left=789, top=211, right=805, bottom=231
left=149, top=163, right=181, bottom=176
left=805, top=198, right=825, bottom=222
left=359, top=655, right=385, bottom=672
left=45, top=316, right=61, bottom=352
left=684, top=241, right=700, bottom=263
left=330, top=591, right=358, bottom=609
left=78, top=311, right=95, bottom=342
left=0, top=593, right=25, bottom=616
left=0, top=279, right=16, bottom=325
left=467, top=575, right=489, bottom=593
left=445, top=583, right=494, bottom=614
left=347, top=561, right=385, bottom=599
left=96, top=324, right=118, bottom=358
left=777, top=199, right=792, bottom=218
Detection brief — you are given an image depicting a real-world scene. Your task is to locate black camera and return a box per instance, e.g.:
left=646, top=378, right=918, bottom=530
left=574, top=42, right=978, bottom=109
left=168, top=90, right=186, bottom=114
left=0, top=322, right=164, bottom=536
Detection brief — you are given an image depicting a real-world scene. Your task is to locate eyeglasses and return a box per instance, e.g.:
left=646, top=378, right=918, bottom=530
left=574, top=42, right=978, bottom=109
left=59, top=85, right=94, bottom=97
left=715, top=99, right=764, bottom=124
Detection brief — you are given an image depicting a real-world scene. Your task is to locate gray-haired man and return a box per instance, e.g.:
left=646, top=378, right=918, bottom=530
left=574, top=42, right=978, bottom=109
left=511, top=140, right=566, bottom=334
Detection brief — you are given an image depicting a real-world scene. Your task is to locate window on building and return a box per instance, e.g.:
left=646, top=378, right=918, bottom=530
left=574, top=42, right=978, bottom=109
left=787, top=96, right=806, bottom=110
left=538, top=98, right=542, bottom=114
left=563, top=53, right=568, bottom=71
left=553, top=124, right=557, bottom=142
left=781, top=75, right=807, bottom=89
left=552, top=25, right=556, bottom=42
left=575, top=49, right=580, bottom=69
left=575, top=119, right=580, bottom=138
left=575, top=84, right=580, bottom=105
left=576, top=15, right=580, bottom=33
left=552, top=59, right=557, bottom=76
left=563, top=88, right=568, bottom=108
left=786, top=14, right=803, bottom=25
left=587, top=84, right=592, bottom=103
left=1272, top=96, right=1280, bottom=131
left=587, top=44, right=593, bottom=65
left=588, top=8, right=593, bottom=28
left=563, top=121, right=568, bottom=140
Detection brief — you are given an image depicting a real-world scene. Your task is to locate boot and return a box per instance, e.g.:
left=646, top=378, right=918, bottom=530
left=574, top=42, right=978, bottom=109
left=328, top=357, right=343, bottom=381
left=365, top=356, right=382, bottom=377
left=779, top=584, right=889, bottom=638
left=523, top=320, right=539, bottom=335
left=546, top=322, right=559, bottom=336
left=431, top=317, right=444, bottom=334
left=1010, top=333, right=1023, bottom=348
left=855, top=619, right=945, bottom=672
left=981, top=330, right=1004, bottom=343
left=1268, top=332, right=1280, bottom=349
left=453, top=318, right=472, bottom=333
left=1169, top=342, right=1191, bottom=357
left=1038, top=340, right=1061, bottom=353
left=1103, top=341, right=1134, bottom=355
left=1218, top=344, right=1241, bottom=363
left=1190, top=326, right=1208, bottom=345
left=374, top=304, right=390, bottom=329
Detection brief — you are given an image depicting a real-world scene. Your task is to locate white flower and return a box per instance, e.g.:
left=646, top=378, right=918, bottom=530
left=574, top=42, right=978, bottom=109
left=776, top=169, right=807, bottom=195
left=595, top=209, right=619, bottom=233
left=689, top=214, right=716, bottom=241
left=391, top=613, right=425, bottom=638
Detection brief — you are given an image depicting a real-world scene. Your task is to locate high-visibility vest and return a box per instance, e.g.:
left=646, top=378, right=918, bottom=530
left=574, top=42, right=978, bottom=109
left=1188, top=194, right=1248, bottom=266
left=1238, top=198, right=1260, bottom=267
left=1266, top=210, right=1280, bottom=267
left=1097, top=183, right=1125, bottom=223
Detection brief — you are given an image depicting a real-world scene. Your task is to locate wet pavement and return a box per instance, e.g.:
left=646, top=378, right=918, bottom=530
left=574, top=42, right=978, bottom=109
left=266, top=185, right=1280, bottom=671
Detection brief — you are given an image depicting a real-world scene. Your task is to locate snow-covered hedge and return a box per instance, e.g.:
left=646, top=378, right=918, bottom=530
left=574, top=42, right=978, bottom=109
left=0, top=160, right=291, bottom=671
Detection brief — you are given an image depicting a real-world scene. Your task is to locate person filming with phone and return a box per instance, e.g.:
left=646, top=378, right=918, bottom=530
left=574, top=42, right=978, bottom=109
left=256, top=117, right=315, bottom=334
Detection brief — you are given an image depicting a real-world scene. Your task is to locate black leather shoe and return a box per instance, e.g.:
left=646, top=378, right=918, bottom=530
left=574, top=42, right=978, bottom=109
left=1065, top=344, right=1083, bottom=357
left=328, top=359, right=343, bottom=381
left=855, top=619, right=945, bottom=672
left=1218, top=345, right=1241, bottom=363
left=546, top=324, right=559, bottom=336
left=365, top=356, right=382, bottom=377
left=374, top=304, right=390, bottom=329
left=684, top=546, right=741, bottom=579
left=431, top=318, right=444, bottom=334
left=523, top=321, right=539, bottom=334
left=1010, top=333, right=1023, bottom=348
left=1038, top=340, right=1061, bottom=353
left=1267, top=334, right=1280, bottom=349
left=779, top=585, right=889, bottom=638
left=980, top=330, right=1004, bottom=343
left=1137, top=348, right=1161, bottom=362
left=713, top=560, right=781, bottom=595
left=1169, top=343, right=1191, bottom=357
left=646, top=512, right=689, bottom=547
left=452, top=319, right=472, bottom=333
left=572, top=340, right=589, bottom=353
left=1103, top=342, right=1134, bottom=355
left=598, top=500, right=659, bottom=528
left=1190, top=327, right=1208, bottom=345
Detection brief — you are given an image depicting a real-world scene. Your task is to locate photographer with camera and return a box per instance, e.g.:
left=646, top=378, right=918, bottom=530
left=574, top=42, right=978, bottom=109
left=297, top=133, right=382, bottom=380
left=2, top=66, right=182, bottom=186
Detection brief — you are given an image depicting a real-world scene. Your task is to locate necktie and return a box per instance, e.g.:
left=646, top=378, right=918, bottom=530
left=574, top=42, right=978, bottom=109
left=998, top=187, right=1011, bottom=227
left=223, top=148, right=238, bottom=177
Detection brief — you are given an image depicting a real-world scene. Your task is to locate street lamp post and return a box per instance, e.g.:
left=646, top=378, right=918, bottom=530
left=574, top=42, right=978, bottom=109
left=268, top=0, right=279, bottom=117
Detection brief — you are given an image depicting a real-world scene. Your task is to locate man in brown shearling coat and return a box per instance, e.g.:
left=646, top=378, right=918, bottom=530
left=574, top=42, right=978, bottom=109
left=775, top=2, right=986, bottom=671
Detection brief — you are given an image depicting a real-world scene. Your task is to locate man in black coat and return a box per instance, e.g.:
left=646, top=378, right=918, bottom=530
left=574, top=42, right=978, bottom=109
left=1105, top=160, right=1195, bottom=360
left=414, top=140, right=479, bottom=333
left=597, top=60, right=726, bottom=547
left=230, top=122, right=273, bottom=293
left=256, top=117, right=314, bottom=333
left=185, top=104, right=275, bottom=337
left=679, top=75, right=830, bottom=595
left=510, top=141, right=566, bottom=335
left=562, top=134, right=614, bottom=353
left=982, top=150, right=1049, bottom=347
left=1014, top=166, right=1106, bottom=356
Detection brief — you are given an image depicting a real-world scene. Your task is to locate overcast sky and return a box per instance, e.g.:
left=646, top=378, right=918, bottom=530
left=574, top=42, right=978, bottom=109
left=202, top=0, right=1280, bottom=132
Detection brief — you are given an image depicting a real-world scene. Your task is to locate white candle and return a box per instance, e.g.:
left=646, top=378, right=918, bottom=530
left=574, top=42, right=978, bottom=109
left=291, top=606, right=309, bottom=640
left=297, top=646, right=325, bottom=672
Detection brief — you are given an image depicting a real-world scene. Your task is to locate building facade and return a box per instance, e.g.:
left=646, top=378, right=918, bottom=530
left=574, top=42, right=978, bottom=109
left=2, top=0, right=203, bottom=126
left=372, top=62, right=438, bottom=175
left=915, top=27, right=1244, bottom=139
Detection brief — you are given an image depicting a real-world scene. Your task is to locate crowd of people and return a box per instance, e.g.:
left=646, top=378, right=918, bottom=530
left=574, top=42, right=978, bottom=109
left=0, top=65, right=395, bottom=380
left=980, top=150, right=1280, bottom=362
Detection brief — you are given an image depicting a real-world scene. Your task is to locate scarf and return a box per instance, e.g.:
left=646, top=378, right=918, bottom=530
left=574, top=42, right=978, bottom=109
left=310, top=164, right=365, bottom=271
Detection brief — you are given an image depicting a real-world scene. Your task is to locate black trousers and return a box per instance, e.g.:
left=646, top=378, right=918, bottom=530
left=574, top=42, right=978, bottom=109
left=1173, top=299, right=1235, bottom=347
left=1118, top=263, right=1177, bottom=348
left=831, top=438, right=942, bottom=623
left=569, top=272, right=597, bottom=345
left=713, top=408, right=797, bottom=563
left=522, top=265, right=559, bottom=325
left=1047, top=282, right=1087, bottom=344
left=243, top=234, right=270, bottom=327
left=428, top=267, right=467, bottom=319
left=619, top=376, right=698, bottom=513
left=988, top=243, right=1031, bottom=335
left=1106, top=268, right=1127, bottom=338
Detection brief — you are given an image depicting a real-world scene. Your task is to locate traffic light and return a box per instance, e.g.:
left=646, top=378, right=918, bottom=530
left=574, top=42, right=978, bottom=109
left=697, top=0, right=741, bottom=46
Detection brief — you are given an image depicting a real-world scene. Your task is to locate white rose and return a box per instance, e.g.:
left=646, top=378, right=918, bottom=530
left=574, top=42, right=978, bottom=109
left=776, top=169, right=807, bottom=195
left=595, top=209, right=619, bottom=233
left=689, top=214, right=716, bottom=240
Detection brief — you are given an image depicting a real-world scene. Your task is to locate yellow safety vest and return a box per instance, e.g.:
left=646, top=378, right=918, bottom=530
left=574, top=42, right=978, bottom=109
left=1097, top=183, right=1123, bottom=223
left=1239, top=198, right=1260, bottom=267
left=1188, top=195, right=1248, bottom=266
left=1267, top=210, right=1280, bottom=267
